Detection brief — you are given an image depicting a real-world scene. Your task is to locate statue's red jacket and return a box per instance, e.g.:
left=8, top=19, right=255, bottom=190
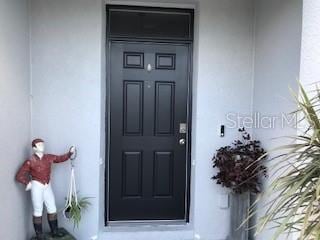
left=16, top=152, right=72, bottom=185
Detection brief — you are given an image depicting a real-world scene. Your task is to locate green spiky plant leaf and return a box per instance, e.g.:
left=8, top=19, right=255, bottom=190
left=246, top=83, right=320, bottom=240
left=65, top=196, right=91, bottom=229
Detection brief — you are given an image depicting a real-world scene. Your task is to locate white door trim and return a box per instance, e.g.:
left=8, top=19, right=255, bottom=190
left=105, top=0, right=197, bottom=10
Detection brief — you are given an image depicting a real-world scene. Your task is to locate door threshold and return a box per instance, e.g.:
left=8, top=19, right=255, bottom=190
left=104, top=220, right=192, bottom=232
left=108, top=220, right=188, bottom=227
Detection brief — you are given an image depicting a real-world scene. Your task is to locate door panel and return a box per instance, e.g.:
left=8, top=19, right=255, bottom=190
left=109, top=42, right=189, bottom=221
left=155, top=82, right=175, bottom=135
left=123, top=80, right=144, bottom=136
left=153, top=151, right=174, bottom=197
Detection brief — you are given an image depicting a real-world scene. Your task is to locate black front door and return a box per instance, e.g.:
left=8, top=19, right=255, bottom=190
left=108, top=42, right=190, bottom=221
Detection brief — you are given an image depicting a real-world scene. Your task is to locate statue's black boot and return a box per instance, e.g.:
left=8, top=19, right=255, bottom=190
left=33, top=216, right=45, bottom=240
left=48, top=213, right=65, bottom=238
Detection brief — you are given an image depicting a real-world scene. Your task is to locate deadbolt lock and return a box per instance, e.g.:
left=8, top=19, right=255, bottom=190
left=179, top=123, right=187, bottom=134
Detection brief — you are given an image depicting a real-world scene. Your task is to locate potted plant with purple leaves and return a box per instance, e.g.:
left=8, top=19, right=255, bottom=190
left=212, top=128, right=267, bottom=240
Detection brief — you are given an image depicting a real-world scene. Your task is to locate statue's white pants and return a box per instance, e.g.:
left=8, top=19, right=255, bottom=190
left=31, top=180, right=57, bottom=217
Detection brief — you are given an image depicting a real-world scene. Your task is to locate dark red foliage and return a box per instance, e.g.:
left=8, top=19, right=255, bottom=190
left=212, top=128, right=267, bottom=194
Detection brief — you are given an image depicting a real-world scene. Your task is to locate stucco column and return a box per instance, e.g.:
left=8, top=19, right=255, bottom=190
left=300, top=1, right=320, bottom=86
left=296, top=2, right=320, bottom=239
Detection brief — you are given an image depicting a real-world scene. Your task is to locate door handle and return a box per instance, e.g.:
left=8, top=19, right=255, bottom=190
left=179, top=138, right=186, bottom=145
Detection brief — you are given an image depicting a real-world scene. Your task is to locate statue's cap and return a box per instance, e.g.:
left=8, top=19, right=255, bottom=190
left=32, top=138, right=44, bottom=147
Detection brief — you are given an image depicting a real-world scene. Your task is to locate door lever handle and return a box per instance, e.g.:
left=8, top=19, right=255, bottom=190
left=179, top=139, right=186, bottom=145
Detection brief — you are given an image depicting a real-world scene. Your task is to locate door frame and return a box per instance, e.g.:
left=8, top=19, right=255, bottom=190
left=105, top=5, right=194, bottom=226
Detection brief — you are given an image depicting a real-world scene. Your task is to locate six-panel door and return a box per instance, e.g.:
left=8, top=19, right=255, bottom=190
left=109, top=42, right=189, bottom=221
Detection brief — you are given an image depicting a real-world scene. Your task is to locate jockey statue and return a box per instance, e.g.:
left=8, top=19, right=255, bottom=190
left=16, top=138, right=76, bottom=239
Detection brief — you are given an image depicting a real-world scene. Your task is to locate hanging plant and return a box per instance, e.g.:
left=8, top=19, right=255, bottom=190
left=212, top=128, right=267, bottom=194
left=63, top=148, right=91, bottom=229
left=64, top=195, right=91, bottom=229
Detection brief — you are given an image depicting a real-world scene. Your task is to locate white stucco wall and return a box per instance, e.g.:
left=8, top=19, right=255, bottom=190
left=27, top=0, right=307, bottom=239
left=29, top=0, right=255, bottom=239
left=253, top=0, right=302, bottom=143
left=29, top=0, right=105, bottom=239
left=0, top=0, right=306, bottom=238
left=300, top=1, right=320, bottom=86
left=0, top=0, right=32, bottom=239
left=252, top=0, right=302, bottom=239
left=193, top=1, right=255, bottom=239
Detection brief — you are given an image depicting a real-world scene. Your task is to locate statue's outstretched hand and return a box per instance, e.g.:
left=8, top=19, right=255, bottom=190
left=25, top=182, right=32, bottom=191
left=70, top=146, right=76, bottom=159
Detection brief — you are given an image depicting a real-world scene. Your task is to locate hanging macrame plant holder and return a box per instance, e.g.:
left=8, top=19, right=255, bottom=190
left=62, top=148, right=91, bottom=228
left=63, top=148, right=79, bottom=219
